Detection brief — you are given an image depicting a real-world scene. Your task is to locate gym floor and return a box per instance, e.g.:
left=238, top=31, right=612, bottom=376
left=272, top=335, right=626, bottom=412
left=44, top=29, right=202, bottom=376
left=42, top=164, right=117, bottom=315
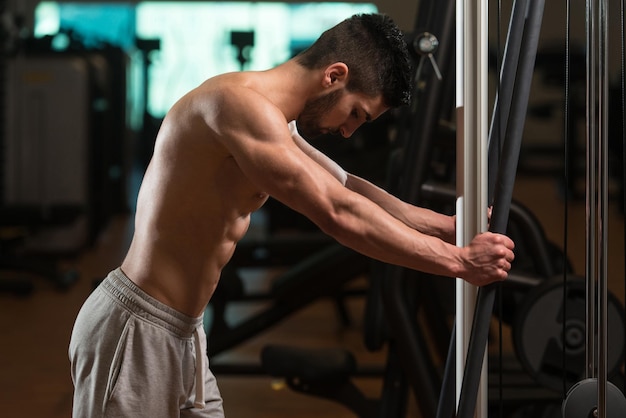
left=1, top=172, right=624, bottom=417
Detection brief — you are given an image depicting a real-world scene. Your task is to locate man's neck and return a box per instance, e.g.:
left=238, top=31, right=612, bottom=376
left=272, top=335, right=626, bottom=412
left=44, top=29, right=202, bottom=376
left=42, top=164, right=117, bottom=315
left=261, top=60, right=323, bottom=122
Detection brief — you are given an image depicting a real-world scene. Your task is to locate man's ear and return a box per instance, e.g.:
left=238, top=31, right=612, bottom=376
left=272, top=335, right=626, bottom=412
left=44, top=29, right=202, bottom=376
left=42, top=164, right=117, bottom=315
left=324, top=62, right=348, bottom=87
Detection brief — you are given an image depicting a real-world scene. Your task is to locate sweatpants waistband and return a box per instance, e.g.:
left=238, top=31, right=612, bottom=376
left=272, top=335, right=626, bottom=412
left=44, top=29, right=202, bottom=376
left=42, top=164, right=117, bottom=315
left=101, top=268, right=204, bottom=338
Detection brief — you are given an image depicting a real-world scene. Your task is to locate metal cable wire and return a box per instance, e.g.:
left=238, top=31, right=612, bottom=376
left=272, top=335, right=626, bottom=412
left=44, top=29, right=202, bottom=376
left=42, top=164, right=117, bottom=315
left=563, top=0, right=572, bottom=400
left=620, top=0, right=626, bottom=395
left=495, top=2, right=504, bottom=417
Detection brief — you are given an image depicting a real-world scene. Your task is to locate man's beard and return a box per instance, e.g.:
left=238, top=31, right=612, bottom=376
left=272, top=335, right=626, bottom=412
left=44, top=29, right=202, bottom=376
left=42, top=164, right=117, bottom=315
left=296, top=89, right=344, bottom=139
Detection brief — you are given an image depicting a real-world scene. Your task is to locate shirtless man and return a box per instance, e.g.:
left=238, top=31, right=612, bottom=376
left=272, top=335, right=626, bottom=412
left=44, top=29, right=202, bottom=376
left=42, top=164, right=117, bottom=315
left=69, top=13, right=514, bottom=418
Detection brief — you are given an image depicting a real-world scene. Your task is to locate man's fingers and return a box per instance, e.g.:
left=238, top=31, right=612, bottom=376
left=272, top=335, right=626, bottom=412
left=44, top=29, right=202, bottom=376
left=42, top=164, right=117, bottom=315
left=492, top=232, right=515, bottom=250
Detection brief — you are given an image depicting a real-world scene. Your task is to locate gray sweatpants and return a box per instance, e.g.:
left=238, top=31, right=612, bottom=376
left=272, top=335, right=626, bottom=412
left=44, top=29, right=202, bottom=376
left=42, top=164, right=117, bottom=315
left=69, top=268, right=224, bottom=418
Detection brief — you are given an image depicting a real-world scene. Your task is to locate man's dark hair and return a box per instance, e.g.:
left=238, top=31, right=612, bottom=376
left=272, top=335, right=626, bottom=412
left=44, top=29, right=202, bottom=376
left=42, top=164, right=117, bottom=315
left=295, top=13, right=412, bottom=108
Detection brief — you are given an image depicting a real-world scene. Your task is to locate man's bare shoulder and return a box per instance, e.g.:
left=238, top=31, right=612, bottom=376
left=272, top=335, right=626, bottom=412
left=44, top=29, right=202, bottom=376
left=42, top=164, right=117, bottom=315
left=184, top=73, right=287, bottom=136
left=192, top=72, right=255, bottom=99
left=189, top=73, right=274, bottom=112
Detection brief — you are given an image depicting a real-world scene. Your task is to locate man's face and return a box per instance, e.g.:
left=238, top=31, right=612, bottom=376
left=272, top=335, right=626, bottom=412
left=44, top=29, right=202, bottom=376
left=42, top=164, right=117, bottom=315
left=296, top=89, right=388, bottom=139
left=296, top=89, right=344, bottom=139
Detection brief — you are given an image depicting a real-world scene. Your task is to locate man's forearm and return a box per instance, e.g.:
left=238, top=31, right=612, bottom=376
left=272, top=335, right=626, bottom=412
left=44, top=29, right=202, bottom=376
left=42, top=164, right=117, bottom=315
left=345, top=173, right=455, bottom=242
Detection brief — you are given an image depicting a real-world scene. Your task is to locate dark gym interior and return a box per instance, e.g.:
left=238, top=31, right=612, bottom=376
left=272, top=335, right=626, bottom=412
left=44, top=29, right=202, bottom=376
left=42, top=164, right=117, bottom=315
left=1, top=1, right=625, bottom=417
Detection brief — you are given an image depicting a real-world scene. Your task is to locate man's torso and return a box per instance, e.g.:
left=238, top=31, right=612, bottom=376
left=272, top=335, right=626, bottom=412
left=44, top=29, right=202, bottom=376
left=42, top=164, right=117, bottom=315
left=121, top=72, right=272, bottom=317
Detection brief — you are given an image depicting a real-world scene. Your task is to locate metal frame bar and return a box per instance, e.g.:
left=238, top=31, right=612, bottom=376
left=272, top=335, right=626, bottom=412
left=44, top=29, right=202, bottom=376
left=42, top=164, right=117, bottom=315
left=448, top=1, right=546, bottom=417
left=455, top=0, right=489, bottom=417
left=585, top=0, right=610, bottom=416
left=585, top=0, right=598, bottom=384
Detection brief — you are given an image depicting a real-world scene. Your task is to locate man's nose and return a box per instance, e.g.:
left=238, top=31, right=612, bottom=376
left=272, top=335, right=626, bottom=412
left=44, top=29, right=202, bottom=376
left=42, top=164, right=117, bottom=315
left=340, top=122, right=359, bottom=138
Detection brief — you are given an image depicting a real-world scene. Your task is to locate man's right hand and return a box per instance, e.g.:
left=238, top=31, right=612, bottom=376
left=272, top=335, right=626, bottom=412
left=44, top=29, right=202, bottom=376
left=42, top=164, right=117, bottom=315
left=460, top=232, right=515, bottom=286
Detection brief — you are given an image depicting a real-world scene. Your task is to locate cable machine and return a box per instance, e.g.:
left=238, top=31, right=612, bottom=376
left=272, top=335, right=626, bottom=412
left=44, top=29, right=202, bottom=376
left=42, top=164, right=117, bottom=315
left=259, top=1, right=626, bottom=416
left=450, top=0, right=626, bottom=417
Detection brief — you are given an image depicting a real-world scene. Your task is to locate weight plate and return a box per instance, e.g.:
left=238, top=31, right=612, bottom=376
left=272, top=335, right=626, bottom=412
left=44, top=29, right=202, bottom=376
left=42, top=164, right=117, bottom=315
left=512, top=277, right=625, bottom=393
left=562, top=378, right=626, bottom=418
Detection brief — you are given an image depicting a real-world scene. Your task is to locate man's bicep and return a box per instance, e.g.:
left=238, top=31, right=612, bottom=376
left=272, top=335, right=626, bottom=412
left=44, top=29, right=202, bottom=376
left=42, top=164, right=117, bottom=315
left=226, top=124, right=340, bottom=210
left=209, top=91, right=343, bottom=216
left=211, top=98, right=301, bottom=191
